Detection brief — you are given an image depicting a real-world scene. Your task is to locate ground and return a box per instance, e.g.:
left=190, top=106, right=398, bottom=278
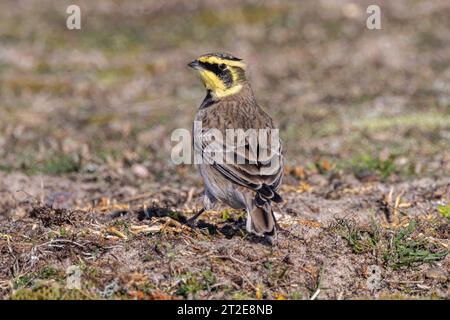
left=0, top=0, right=449, bottom=300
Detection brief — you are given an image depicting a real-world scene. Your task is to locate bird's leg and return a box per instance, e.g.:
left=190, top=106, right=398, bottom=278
left=186, top=207, right=206, bottom=226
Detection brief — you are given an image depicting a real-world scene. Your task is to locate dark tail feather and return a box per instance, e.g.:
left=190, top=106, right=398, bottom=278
left=271, top=191, right=283, bottom=203
left=250, top=199, right=275, bottom=236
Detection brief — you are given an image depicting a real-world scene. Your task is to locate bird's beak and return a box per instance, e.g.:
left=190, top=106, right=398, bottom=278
left=188, top=60, right=201, bottom=70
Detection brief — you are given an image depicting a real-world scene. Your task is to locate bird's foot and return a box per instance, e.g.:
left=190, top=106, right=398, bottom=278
left=185, top=207, right=206, bottom=228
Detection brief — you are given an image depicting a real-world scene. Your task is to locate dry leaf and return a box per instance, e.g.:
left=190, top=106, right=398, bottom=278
left=256, top=285, right=263, bottom=300
left=275, top=293, right=286, bottom=300
left=321, top=160, right=333, bottom=172
left=293, top=166, right=306, bottom=179
left=297, top=182, right=312, bottom=193
left=106, top=226, right=128, bottom=240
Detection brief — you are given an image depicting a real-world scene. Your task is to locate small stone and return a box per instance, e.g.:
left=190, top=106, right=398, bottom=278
left=131, top=164, right=149, bottom=179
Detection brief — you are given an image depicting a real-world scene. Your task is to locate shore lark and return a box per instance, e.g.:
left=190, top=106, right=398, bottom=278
left=188, top=52, right=283, bottom=238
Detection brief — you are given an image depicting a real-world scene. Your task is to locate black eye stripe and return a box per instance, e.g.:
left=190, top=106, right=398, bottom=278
left=198, top=61, right=234, bottom=88
left=198, top=61, right=222, bottom=74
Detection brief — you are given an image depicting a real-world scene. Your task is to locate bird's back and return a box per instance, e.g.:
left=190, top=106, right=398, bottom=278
left=195, top=83, right=275, bottom=133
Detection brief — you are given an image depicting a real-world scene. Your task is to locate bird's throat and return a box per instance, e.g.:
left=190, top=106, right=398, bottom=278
left=199, top=70, right=243, bottom=99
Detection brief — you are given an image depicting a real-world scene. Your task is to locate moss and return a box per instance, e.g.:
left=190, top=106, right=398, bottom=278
left=11, top=285, right=96, bottom=300
left=175, top=269, right=218, bottom=298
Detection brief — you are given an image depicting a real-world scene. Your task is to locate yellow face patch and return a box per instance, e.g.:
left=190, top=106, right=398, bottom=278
left=199, top=69, right=243, bottom=98
left=194, top=55, right=246, bottom=98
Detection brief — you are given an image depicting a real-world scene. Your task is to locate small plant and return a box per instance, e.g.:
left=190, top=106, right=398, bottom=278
left=221, top=209, right=232, bottom=222
left=437, top=203, right=450, bottom=219
left=13, top=274, right=35, bottom=290
left=201, top=269, right=218, bottom=289
left=263, top=261, right=273, bottom=272
left=383, top=220, right=449, bottom=269
left=352, top=153, right=397, bottom=181
left=175, top=269, right=218, bottom=298
left=332, top=218, right=448, bottom=269
left=39, top=267, right=59, bottom=279
left=42, top=153, right=81, bottom=175
left=59, top=226, right=67, bottom=237
left=331, top=218, right=380, bottom=254
left=175, top=272, right=203, bottom=298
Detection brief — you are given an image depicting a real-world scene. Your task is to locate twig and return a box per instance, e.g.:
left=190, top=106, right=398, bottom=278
left=240, top=273, right=257, bottom=291
left=185, top=187, right=196, bottom=205
left=310, top=288, right=320, bottom=300
left=37, top=239, right=86, bottom=249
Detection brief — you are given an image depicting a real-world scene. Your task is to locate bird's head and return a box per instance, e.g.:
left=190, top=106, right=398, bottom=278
left=188, top=52, right=247, bottom=99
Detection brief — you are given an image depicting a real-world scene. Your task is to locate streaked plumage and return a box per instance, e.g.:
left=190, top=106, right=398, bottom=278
left=188, top=52, right=283, bottom=238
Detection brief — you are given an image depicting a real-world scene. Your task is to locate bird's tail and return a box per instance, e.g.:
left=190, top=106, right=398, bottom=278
left=248, top=197, right=276, bottom=236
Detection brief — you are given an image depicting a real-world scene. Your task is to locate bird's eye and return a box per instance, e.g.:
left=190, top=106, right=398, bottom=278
left=219, top=63, right=226, bottom=71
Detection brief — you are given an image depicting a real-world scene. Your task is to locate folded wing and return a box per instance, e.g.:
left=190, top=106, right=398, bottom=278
left=197, top=128, right=283, bottom=203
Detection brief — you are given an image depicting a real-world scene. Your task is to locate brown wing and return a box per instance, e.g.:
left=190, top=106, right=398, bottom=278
left=198, top=127, right=283, bottom=203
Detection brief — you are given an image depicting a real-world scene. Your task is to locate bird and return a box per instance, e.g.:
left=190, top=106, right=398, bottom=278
left=187, top=52, right=284, bottom=239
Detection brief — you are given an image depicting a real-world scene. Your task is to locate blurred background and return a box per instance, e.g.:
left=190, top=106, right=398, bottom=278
left=0, top=0, right=449, bottom=186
